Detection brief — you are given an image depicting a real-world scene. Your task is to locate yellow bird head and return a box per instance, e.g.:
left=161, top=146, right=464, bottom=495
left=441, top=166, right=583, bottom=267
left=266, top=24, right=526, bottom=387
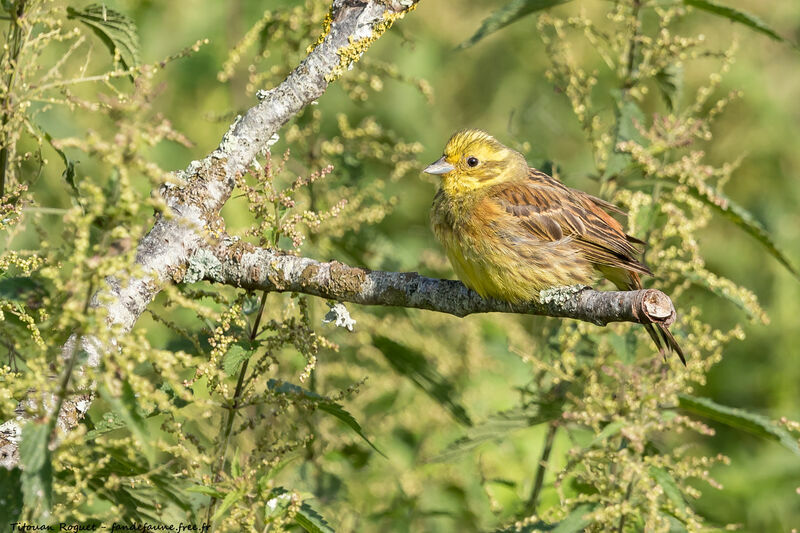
left=424, top=129, right=528, bottom=195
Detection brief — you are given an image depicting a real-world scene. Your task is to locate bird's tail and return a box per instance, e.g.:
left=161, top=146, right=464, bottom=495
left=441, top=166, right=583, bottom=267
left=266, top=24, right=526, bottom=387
left=642, top=322, right=686, bottom=366
left=604, top=268, right=686, bottom=366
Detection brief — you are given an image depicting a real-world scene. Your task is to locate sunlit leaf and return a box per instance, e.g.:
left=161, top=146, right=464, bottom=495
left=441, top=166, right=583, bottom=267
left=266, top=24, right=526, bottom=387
left=84, top=411, right=127, bottom=441
left=222, top=343, right=250, bottom=376
left=682, top=270, right=763, bottom=321
left=649, top=467, right=687, bottom=511
left=186, top=485, right=225, bottom=499
left=212, top=489, right=244, bottom=521
left=267, top=379, right=385, bottom=457
left=683, top=0, right=791, bottom=45
left=373, top=336, right=472, bottom=426
left=295, top=500, right=336, bottom=533
left=678, top=394, right=800, bottom=457
left=67, top=3, right=140, bottom=72
left=459, top=0, right=573, bottom=49
left=687, top=182, right=800, bottom=280
left=589, top=420, right=625, bottom=447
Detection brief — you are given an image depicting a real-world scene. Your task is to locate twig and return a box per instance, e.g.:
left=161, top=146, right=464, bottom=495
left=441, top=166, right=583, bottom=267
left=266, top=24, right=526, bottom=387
left=526, top=421, right=558, bottom=513
left=193, top=240, right=678, bottom=328
left=205, top=291, right=268, bottom=525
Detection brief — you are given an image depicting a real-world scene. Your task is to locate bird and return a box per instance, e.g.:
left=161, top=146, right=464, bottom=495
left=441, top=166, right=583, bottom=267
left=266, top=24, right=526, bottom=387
left=425, top=129, right=684, bottom=364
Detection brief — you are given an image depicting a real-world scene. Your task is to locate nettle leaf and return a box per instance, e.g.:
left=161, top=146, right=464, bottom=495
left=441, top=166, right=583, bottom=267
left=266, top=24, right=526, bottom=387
left=604, top=95, right=646, bottom=178
left=267, top=379, right=385, bottom=457
left=212, top=489, right=244, bottom=521
left=84, top=410, right=127, bottom=440
left=687, top=182, right=800, bottom=281
left=222, top=343, right=251, bottom=376
left=683, top=0, right=792, bottom=46
left=429, top=403, right=561, bottom=463
left=67, top=4, right=140, bottom=72
left=648, top=467, right=687, bottom=512
left=655, top=64, right=683, bottom=111
left=0, top=467, right=23, bottom=524
left=459, top=0, right=573, bottom=49
left=99, top=378, right=157, bottom=465
left=678, top=394, right=800, bottom=457
left=589, top=420, right=625, bottom=447
left=0, top=276, right=45, bottom=305
left=19, top=423, right=53, bottom=513
left=494, top=504, right=593, bottom=532
left=295, top=501, right=336, bottom=533
left=682, top=270, right=761, bottom=321
left=185, top=485, right=225, bottom=499
left=373, top=336, right=472, bottom=426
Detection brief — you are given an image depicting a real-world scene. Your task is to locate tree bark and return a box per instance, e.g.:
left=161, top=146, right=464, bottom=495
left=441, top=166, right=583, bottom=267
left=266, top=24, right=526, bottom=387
left=190, top=238, right=677, bottom=327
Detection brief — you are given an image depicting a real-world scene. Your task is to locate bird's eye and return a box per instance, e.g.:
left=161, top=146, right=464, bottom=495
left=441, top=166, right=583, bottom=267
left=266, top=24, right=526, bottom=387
left=466, top=156, right=479, bottom=167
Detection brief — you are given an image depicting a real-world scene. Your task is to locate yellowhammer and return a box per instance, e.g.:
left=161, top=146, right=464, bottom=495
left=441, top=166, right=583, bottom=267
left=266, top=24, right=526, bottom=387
left=425, top=129, right=684, bottom=364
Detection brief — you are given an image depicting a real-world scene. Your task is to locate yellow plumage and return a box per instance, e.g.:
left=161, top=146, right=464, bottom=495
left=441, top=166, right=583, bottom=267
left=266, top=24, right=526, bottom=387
left=425, top=129, right=685, bottom=363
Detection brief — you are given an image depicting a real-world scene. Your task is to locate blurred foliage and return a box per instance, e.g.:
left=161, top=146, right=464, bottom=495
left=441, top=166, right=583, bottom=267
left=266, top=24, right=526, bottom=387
left=1, top=0, right=800, bottom=532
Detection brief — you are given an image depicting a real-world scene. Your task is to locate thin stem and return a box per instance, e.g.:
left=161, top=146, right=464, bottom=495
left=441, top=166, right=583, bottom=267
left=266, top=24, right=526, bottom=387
left=616, top=478, right=636, bottom=533
left=624, top=0, right=642, bottom=89
left=205, top=291, right=269, bottom=527
left=526, top=421, right=558, bottom=513
left=47, top=282, right=94, bottom=438
left=0, top=0, right=27, bottom=198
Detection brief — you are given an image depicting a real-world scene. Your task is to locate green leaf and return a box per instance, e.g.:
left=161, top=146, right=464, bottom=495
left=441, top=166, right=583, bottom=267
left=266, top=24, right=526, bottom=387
left=373, top=336, right=472, bottom=426
left=222, top=343, right=250, bottom=376
left=604, top=95, right=646, bottom=178
left=0, top=467, right=23, bottom=528
left=648, top=466, right=687, bottom=511
left=264, top=487, right=293, bottom=519
left=212, top=489, right=244, bottom=521
left=39, top=127, right=78, bottom=194
left=589, top=420, right=625, bottom=447
left=84, top=410, right=127, bottom=440
left=295, top=501, right=336, bottom=533
left=231, top=448, right=241, bottom=478
left=687, top=182, right=800, bottom=280
left=99, top=378, right=157, bottom=465
left=0, top=276, right=45, bottom=304
left=429, top=403, right=561, bottom=463
left=267, top=379, right=385, bottom=457
left=19, top=423, right=52, bottom=513
left=459, top=0, right=573, bottom=49
left=494, top=504, right=593, bottom=532
left=654, top=64, right=683, bottom=111
left=678, top=394, right=800, bottom=457
left=682, top=270, right=762, bottom=321
left=185, top=484, right=225, bottom=499
left=67, top=4, right=140, bottom=72
left=683, top=0, right=790, bottom=45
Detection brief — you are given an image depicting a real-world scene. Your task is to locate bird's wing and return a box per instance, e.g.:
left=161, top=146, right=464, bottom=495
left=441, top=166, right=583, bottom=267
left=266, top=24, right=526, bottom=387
left=486, top=169, right=652, bottom=275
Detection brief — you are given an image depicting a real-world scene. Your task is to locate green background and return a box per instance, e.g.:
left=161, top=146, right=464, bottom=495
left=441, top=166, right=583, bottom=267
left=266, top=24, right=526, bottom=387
left=24, top=0, right=800, bottom=530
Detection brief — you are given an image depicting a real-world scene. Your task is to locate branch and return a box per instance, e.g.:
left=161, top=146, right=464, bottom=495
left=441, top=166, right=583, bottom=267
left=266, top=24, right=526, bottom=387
left=0, top=0, right=419, bottom=469
left=189, top=239, right=677, bottom=327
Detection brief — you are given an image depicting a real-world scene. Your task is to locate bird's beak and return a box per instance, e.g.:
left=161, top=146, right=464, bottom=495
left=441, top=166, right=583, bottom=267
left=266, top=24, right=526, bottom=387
left=423, top=156, right=455, bottom=176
